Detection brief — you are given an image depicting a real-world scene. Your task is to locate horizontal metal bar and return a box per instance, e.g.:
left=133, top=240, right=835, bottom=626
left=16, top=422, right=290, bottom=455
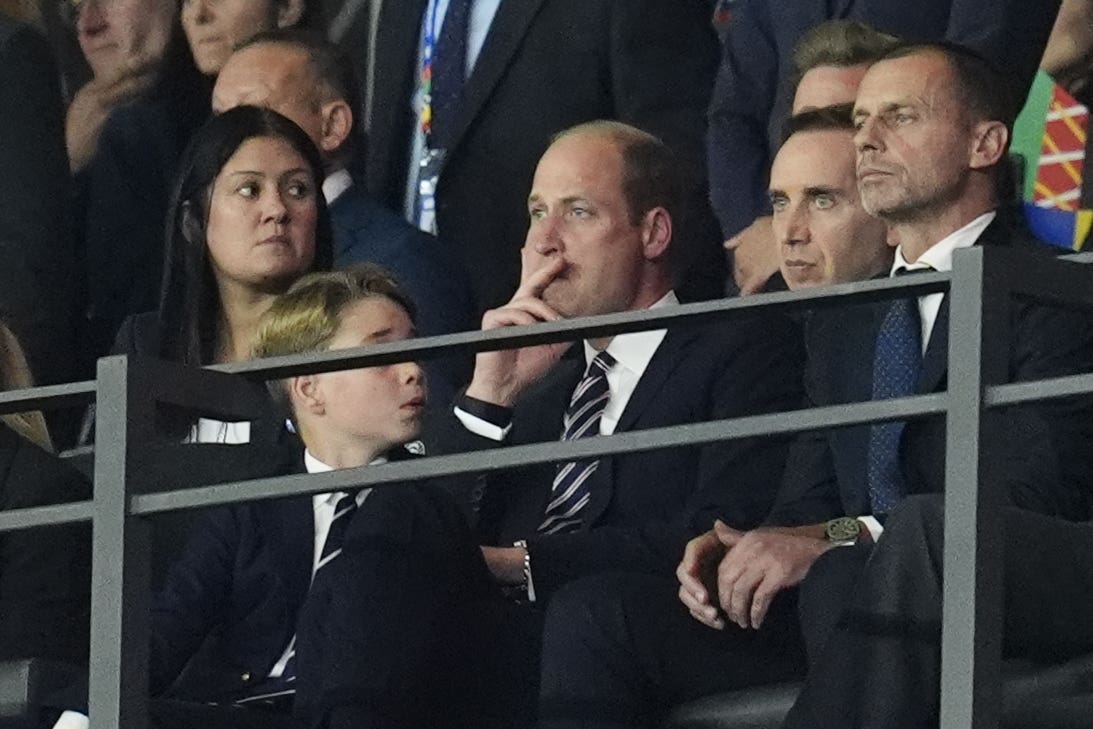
left=0, top=380, right=96, bottom=415
left=132, top=393, right=948, bottom=514
left=0, top=500, right=93, bottom=534
left=214, top=273, right=950, bottom=379
left=985, top=372, right=1093, bottom=407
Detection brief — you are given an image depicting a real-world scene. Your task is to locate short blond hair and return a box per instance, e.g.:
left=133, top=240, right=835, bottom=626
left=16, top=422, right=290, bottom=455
left=253, top=264, right=416, bottom=414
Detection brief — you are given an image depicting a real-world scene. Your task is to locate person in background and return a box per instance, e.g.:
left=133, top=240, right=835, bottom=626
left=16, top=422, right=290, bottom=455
left=722, top=19, right=898, bottom=295
left=212, top=29, right=474, bottom=401
left=82, top=0, right=310, bottom=361
left=0, top=13, right=80, bottom=389
left=0, top=320, right=91, bottom=666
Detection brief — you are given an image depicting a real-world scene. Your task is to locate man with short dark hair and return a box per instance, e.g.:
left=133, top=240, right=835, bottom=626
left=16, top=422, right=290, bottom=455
left=213, top=30, right=474, bottom=398
left=769, top=104, right=891, bottom=289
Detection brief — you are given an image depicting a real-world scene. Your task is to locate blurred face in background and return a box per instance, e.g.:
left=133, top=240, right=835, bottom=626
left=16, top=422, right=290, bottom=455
left=181, top=0, right=303, bottom=75
left=73, top=0, right=175, bottom=79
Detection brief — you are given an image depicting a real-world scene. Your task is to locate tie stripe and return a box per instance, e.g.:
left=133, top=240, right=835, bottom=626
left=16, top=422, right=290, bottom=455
left=238, top=491, right=360, bottom=705
left=538, top=352, right=615, bottom=535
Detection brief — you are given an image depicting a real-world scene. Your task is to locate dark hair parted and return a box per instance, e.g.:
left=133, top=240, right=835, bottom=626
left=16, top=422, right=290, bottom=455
left=780, top=103, right=855, bottom=145
left=879, top=41, right=1017, bottom=129
left=791, top=20, right=900, bottom=86
left=235, top=28, right=364, bottom=163
left=158, top=105, right=334, bottom=367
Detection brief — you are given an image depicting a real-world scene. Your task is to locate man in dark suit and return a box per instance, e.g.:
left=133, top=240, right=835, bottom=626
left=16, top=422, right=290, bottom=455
left=364, top=0, right=724, bottom=315
left=784, top=493, right=1093, bottom=729
left=428, top=120, right=804, bottom=727
left=537, top=44, right=1093, bottom=729
left=213, top=29, right=475, bottom=399
left=0, top=16, right=80, bottom=387
left=714, top=0, right=1062, bottom=295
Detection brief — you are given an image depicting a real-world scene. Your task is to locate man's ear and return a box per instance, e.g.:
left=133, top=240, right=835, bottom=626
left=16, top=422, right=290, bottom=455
left=318, top=99, right=353, bottom=155
left=275, top=0, right=305, bottom=28
left=969, top=120, right=1009, bottom=170
left=640, top=207, right=673, bottom=261
left=290, top=374, right=325, bottom=416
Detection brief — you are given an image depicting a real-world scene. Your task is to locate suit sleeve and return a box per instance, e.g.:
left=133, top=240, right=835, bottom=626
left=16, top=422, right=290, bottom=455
left=705, top=0, right=782, bottom=239
left=148, top=506, right=242, bottom=695
left=525, top=315, right=807, bottom=601
left=0, top=23, right=79, bottom=385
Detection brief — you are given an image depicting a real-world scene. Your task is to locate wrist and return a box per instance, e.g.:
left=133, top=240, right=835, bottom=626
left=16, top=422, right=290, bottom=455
left=465, top=378, right=517, bottom=408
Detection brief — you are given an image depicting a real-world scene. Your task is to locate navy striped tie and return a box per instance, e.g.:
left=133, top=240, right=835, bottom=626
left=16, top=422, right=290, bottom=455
left=539, top=351, right=616, bottom=535
left=239, top=491, right=360, bottom=706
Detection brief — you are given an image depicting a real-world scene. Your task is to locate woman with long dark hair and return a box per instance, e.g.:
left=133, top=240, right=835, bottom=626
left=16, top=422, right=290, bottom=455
left=111, top=105, right=333, bottom=443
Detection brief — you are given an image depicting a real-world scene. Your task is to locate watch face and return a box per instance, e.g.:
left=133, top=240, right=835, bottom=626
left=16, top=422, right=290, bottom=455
left=825, top=517, right=861, bottom=542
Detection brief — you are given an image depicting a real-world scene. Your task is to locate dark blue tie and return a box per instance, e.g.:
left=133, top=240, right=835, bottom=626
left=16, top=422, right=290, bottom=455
left=237, top=491, right=360, bottom=706
left=539, top=351, right=616, bottom=535
left=866, top=275, right=924, bottom=516
left=430, top=0, right=474, bottom=148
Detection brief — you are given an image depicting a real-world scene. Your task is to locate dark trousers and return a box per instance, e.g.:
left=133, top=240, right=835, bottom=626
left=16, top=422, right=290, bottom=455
left=538, top=571, right=807, bottom=729
left=784, top=494, right=1093, bottom=729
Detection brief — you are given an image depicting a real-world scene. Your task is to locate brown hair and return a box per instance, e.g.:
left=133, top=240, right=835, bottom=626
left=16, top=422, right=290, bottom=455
left=791, top=20, right=900, bottom=87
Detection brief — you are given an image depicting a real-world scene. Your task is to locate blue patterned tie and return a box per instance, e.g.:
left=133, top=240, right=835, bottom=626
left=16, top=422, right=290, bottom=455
left=238, top=491, right=360, bottom=705
left=866, top=277, right=923, bottom=516
left=430, top=0, right=474, bottom=147
left=539, top=352, right=616, bottom=535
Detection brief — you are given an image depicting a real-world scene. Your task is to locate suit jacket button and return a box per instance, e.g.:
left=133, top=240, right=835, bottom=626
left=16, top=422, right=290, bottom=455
left=241, top=672, right=251, bottom=682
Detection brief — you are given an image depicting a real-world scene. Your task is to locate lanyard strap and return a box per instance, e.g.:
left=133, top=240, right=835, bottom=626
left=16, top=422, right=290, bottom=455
left=419, top=0, right=443, bottom=147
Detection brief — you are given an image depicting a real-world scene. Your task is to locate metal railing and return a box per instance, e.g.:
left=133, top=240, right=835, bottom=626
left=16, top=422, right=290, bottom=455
left=1, top=245, right=1092, bottom=729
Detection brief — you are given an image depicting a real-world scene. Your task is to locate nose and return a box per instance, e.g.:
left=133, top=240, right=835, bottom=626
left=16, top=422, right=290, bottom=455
left=778, top=203, right=809, bottom=248
left=401, top=361, right=424, bottom=386
left=183, top=0, right=213, bottom=25
left=854, top=115, right=881, bottom=153
left=76, top=0, right=107, bottom=36
left=528, top=212, right=563, bottom=257
left=262, top=189, right=289, bottom=223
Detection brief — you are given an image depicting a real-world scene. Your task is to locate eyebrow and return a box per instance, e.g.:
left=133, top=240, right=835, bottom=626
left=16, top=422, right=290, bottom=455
left=803, top=186, right=839, bottom=197
left=528, top=194, right=592, bottom=206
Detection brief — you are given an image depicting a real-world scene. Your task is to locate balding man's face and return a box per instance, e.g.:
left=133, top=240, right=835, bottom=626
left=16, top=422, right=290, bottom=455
left=212, top=44, right=327, bottom=153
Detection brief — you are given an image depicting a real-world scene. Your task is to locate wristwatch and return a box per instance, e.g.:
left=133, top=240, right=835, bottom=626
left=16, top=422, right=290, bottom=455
left=823, top=517, right=862, bottom=545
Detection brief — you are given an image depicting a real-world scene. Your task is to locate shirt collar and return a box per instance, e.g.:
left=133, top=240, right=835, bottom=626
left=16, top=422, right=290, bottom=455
left=322, top=168, right=353, bottom=205
left=582, top=290, right=677, bottom=376
left=891, top=211, right=996, bottom=275
left=305, top=449, right=388, bottom=508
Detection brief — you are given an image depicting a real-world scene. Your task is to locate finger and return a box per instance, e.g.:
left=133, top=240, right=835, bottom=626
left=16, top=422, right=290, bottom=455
left=713, top=520, right=743, bottom=548
left=724, top=234, right=744, bottom=251
left=727, top=567, right=763, bottom=629
left=751, top=578, right=780, bottom=630
left=515, top=256, right=565, bottom=299
left=679, top=583, right=714, bottom=617
left=739, top=275, right=766, bottom=296
left=503, top=296, right=562, bottom=323
left=480, top=307, right=540, bottom=330
left=688, top=605, right=725, bottom=631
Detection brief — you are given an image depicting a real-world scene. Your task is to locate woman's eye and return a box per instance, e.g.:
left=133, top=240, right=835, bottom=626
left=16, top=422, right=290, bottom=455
left=285, top=181, right=312, bottom=199
left=237, top=183, right=258, bottom=198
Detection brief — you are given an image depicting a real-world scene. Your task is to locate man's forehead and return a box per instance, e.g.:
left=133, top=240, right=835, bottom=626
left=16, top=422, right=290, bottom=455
left=855, top=52, right=954, bottom=106
left=773, top=130, right=855, bottom=184
left=532, top=135, right=625, bottom=193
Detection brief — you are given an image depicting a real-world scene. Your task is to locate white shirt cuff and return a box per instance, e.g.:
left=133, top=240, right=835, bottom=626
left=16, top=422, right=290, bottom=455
left=53, top=711, right=89, bottom=729
left=453, top=406, right=511, bottom=441
left=859, top=515, right=885, bottom=542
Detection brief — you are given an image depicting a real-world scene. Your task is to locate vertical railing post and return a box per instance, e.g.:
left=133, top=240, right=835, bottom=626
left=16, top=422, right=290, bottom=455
left=89, top=355, right=152, bottom=729
left=940, top=247, right=1010, bottom=729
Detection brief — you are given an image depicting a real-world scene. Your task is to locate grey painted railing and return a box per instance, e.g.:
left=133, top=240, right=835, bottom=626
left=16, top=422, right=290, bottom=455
left=1, top=246, right=1092, bottom=728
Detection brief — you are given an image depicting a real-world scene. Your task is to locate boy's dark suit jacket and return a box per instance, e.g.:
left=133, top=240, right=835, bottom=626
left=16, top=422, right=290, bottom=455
left=431, top=312, right=806, bottom=602
left=768, top=216, right=1093, bottom=527
left=0, top=424, right=91, bottom=662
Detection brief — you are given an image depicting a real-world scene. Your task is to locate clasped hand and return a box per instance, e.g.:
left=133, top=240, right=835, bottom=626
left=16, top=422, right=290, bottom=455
left=676, top=520, right=831, bottom=631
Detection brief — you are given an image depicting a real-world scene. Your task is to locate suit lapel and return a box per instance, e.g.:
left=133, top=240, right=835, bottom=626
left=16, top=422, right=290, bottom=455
left=580, top=327, right=700, bottom=527
left=442, top=0, right=549, bottom=161
left=257, top=489, right=314, bottom=619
